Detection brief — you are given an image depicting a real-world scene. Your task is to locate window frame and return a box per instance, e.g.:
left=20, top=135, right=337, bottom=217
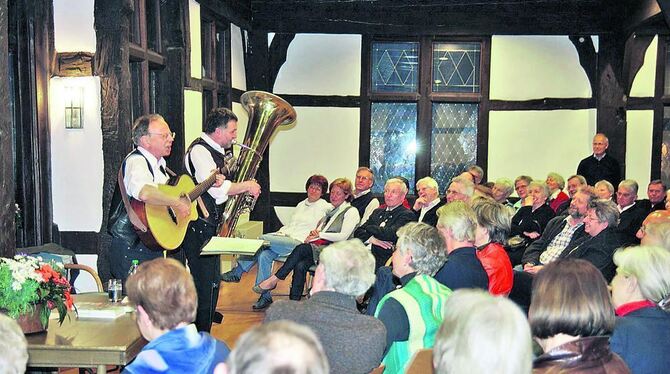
left=200, top=12, right=232, bottom=122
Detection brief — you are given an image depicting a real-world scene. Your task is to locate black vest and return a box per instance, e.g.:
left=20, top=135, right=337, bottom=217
left=351, top=192, right=376, bottom=219
left=107, top=149, right=159, bottom=247
left=185, top=137, right=235, bottom=225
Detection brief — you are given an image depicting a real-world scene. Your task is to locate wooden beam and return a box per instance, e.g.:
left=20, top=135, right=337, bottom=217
left=569, top=36, right=598, bottom=97
left=55, top=52, right=94, bottom=77
left=489, top=98, right=596, bottom=111
left=198, top=0, right=251, bottom=30
left=622, top=0, right=662, bottom=36
left=622, top=34, right=654, bottom=97
left=268, top=33, right=295, bottom=88
left=0, top=0, right=14, bottom=257
left=656, top=0, right=670, bottom=31
left=274, top=94, right=360, bottom=107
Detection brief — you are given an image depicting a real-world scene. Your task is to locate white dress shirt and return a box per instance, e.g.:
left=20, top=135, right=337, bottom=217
left=123, top=146, right=169, bottom=200
left=184, top=133, right=233, bottom=204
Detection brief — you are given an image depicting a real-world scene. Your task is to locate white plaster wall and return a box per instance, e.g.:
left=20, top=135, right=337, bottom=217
left=269, top=107, right=360, bottom=192
left=626, top=110, right=654, bottom=193
left=490, top=36, right=592, bottom=100
left=488, top=109, right=597, bottom=182
left=49, top=77, right=103, bottom=231
left=184, top=89, right=203, bottom=148
left=53, top=0, right=96, bottom=52
left=189, top=0, right=202, bottom=79
left=630, top=36, right=658, bottom=98
left=273, top=34, right=361, bottom=95
left=231, top=24, right=247, bottom=91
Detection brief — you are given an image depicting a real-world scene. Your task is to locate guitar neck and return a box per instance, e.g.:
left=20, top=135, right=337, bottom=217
left=187, top=171, right=219, bottom=202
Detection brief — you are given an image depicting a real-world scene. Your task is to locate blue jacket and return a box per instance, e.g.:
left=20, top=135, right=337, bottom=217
left=610, top=306, right=670, bottom=374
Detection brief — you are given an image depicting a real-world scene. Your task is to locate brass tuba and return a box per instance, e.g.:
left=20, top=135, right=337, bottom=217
left=217, top=91, right=297, bottom=237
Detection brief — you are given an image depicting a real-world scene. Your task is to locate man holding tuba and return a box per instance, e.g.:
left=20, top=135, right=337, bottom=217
left=183, top=107, right=261, bottom=332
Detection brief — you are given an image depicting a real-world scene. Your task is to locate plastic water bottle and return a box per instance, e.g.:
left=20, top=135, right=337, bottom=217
left=128, top=259, right=139, bottom=277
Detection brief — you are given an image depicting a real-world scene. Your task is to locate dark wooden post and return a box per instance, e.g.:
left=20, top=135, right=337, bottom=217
left=0, top=0, right=15, bottom=257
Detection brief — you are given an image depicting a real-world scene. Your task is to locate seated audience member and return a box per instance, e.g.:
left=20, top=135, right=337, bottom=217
left=615, top=179, right=647, bottom=245
left=220, top=321, right=329, bottom=374
left=374, top=222, right=452, bottom=374
left=221, top=174, right=331, bottom=310
left=510, top=181, right=555, bottom=247
left=353, top=178, right=416, bottom=270
left=264, top=240, right=385, bottom=374
left=254, top=178, right=360, bottom=305
left=0, top=313, right=28, bottom=374
left=471, top=198, right=514, bottom=296
left=352, top=166, right=379, bottom=224
left=445, top=176, right=474, bottom=204
left=637, top=210, right=670, bottom=248
left=638, top=179, right=666, bottom=213
left=412, top=176, right=445, bottom=226
left=125, top=258, right=230, bottom=373
left=610, top=246, right=670, bottom=374
left=513, top=175, right=533, bottom=210
left=555, top=174, right=587, bottom=215
left=529, top=259, right=630, bottom=373
left=595, top=179, right=615, bottom=200
left=467, top=164, right=484, bottom=185
left=434, top=201, right=489, bottom=290
left=433, top=290, right=533, bottom=374
left=491, top=178, right=515, bottom=208
left=379, top=176, right=411, bottom=209
left=546, top=172, right=569, bottom=213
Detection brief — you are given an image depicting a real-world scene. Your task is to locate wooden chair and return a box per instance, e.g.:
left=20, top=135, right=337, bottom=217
left=64, top=263, right=104, bottom=293
left=405, top=348, right=434, bottom=374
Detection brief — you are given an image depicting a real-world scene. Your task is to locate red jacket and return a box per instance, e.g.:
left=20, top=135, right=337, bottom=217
left=476, top=242, right=513, bottom=296
left=549, top=191, right=570, bottom=213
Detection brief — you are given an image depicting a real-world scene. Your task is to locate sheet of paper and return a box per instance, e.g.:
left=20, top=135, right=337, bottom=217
left=200, top=236, right=266, bottom=256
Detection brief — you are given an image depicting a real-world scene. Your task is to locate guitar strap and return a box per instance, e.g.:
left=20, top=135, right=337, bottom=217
left=117, top=167, right=148, bottom=233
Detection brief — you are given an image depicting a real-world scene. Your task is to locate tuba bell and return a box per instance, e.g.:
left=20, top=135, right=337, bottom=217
left=217, top=91, right=297, bottom=237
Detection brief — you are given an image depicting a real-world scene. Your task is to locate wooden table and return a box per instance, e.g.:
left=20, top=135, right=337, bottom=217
left=25, top=293, right=146, bottom=373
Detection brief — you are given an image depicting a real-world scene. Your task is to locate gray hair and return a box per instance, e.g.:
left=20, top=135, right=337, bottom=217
left=319, top=239, right=376, bottom=296
left=528, top=181, right=550, bottom=199
left=614, top=246, right=670, bottom=307
left=568, top=175, right=587, bottom=186
left=450, top=176, right=475, bottom=197
left=644, top=221, right=670, bottom=250
left=416, top=176, right=439, bottom=192
left=471, top=198, right=511, bottom=244
left=228, top=321, right=329, bottom=374
left=494, top=178, right=514, bottom=198
left=589, top=199, right=620, bottom=228
left=131, top=113, right=165, bottom=146
left=595, top=180, right=615, bottom=195
left=619, top=179, right=639, bottom=195
left=437, top=201, right=477, bottom=242
left=467, top=165, right=484, bottom=183
left=649, top=179, right=666, bottom=190
left=385, top=178, right=408, bottom=194
left=396, top=222, right=447, bottom=276
left=0, top=313, right=28, bottom=374
left=546, top=172, right=565, bottom=190
left=514, top=175, right=533, bottom=186
left=433, top=290, right=533, bottom=374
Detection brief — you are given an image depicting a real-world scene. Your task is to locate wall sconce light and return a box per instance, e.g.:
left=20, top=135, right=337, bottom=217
left=64, top=86, right=83, bottom=129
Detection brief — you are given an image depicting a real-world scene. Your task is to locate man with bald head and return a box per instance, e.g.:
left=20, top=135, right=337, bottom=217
left=577, top=133, right=621, bottom=186
left=637, top=210, right=670, bottom=249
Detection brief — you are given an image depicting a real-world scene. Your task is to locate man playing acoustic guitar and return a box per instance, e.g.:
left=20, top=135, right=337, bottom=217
left=183, top=108, right=261, bottom=332
left=108, top=114, right=197, bottom=283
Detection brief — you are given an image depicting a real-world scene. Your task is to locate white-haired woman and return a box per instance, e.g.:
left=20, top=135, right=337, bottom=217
left=433, top=289, right=532, bottom=374
left=610, top=246, right=670, bottom=374
left=546, top=172, right=569, bottom=213
left=510, top=181, right=555, bottom=255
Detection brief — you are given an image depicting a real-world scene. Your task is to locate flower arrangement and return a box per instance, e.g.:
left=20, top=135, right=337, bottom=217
left=0, top=254, right=74, bottom=327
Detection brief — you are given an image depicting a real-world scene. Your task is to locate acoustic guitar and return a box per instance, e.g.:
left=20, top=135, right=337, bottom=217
left=130, top=171, right=220, bottom=251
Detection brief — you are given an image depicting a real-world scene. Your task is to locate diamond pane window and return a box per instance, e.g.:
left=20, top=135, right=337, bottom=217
left=431, top=103, right=478, bottom=190
left=662, top=107, right=670, bottom=187
left=433, top=42, right=481, bottom=93
left=370, top=102, right=417, bottom=193
left=371, top=42, right=419, bottom=93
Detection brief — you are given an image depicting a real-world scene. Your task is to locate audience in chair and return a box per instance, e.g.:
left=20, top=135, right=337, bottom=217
left=412, top=176, right=445, bottom=226
left=433, top=289, right=533, bottom=374
left=594, top=179, right=615, bottom=200
left=510, top=181, right=555, bottom=249
left=219, top=320, right=329, bottom=374
left=610, top=245, right=670, bottom=374
left=351, top=166, right=379, bottom=224
left=124, top=258, right=230, bottom=374
left=0, top=313, right=28, bottom=374
left=637, top=179, right=666, bottom=213
left=513, top=175, right=533, bottom=210
left=529, top=259, right=629, bottom=373
left=445, top=176, right=474, bottom=204
left=221, top=174, right=332, bottom=311
left=555, top=174, right=587, bottom=215
left=374, top=222, right=452, bottom=374
left=615, top=179, right=647, bottom=245
left=264, top=239, right=385, bottom=374
left=545, top=172, right=569, bottom=213
left=255, top=178, right=360, bottom=303
left=637, top=209, right=670, bottom=249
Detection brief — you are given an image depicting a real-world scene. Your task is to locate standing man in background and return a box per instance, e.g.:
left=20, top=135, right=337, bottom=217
left=183, top=108, right=261, bottom=332
left=577, top=133, right=621, bottom=187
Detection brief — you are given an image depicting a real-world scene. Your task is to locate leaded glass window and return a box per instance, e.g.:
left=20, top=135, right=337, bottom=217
left=431, top=103, right=478, bottom=190
left=370, top=103, right=417, bottom=193
left=433, top=42, right=481, bottom=93
left=371, top=42, right=419, bottom=93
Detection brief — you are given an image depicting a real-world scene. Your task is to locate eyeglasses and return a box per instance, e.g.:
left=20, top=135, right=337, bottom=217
left=148, top=132, right=176, bottom=140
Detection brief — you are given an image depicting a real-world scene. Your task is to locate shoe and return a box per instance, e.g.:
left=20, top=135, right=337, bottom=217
left=252, top=297, right=273, bottom=311
left=221, top=270, right=241, bottom=283
left=252, top=283, right=277, bottom=294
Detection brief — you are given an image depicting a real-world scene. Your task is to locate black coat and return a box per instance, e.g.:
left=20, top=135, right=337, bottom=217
left=412, top=199, right=445, bottom=227
left=511, top=204, right=555, bottom=240
left=522, top=215, right=588, bottom=265
left=561, top=227, right=623, bottom=281
left=354, top=205, right=416, bottom=268
left=616, top=203, right=647, bottom=245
